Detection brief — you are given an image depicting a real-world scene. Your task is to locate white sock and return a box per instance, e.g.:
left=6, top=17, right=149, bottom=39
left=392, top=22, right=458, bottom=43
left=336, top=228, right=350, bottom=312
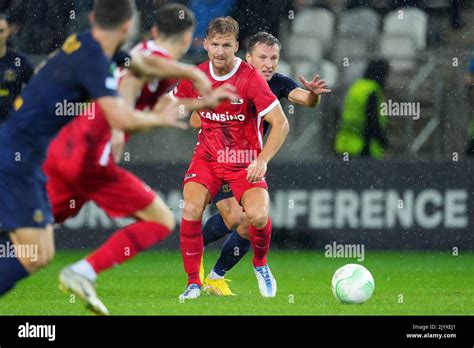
left=70, top=260, right=97, bottom=282
left=208, top=269, right=224, bottom=280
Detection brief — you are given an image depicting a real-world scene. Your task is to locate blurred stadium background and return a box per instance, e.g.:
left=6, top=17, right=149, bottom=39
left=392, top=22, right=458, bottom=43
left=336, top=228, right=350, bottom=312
left=2, top=0, right=473, bottom=252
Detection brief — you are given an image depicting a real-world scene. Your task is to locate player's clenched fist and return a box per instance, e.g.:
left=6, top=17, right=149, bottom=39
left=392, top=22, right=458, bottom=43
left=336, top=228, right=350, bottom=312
left=151, top=97, right=189, bottom=129
left=246, top=158, right=268, bottom=183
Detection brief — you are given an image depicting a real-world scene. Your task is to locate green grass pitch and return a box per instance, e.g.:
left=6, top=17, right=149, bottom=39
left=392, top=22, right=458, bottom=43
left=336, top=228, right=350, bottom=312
left=1, top=250, right=473, bottom=315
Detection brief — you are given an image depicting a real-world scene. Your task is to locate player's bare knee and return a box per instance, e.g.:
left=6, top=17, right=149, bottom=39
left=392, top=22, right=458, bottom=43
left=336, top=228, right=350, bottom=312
left=222, top=210, right=243, bottom=230
left=237, top=224, right=250, bottom=239
left=23, top=248, right=53, bottom=272
left=183, top=200, right=204, bottom=220
left=247, top=212, right=269, bottom=229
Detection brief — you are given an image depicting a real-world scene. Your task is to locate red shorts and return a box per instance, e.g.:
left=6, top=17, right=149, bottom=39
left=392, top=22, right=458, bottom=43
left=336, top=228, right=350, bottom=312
left=44, top=161, right=155, bottom=224
left=183, top=156, right=268, bottom=203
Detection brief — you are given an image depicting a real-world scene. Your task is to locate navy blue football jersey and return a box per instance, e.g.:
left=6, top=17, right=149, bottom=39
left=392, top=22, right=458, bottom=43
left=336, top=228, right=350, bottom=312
left=264, top=72, right=299, bottom=134
left=0, top=31, right=119, bottom=173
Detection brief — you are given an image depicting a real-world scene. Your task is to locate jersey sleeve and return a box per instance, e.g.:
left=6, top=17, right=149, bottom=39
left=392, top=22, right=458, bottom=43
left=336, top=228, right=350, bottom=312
left=171, top=79, right=194, bottom=100
left=76, top=50, right=119, bottom=100
left=247, top=70, right=279, bottom=118
left=278, top=74, right=299, bottom=100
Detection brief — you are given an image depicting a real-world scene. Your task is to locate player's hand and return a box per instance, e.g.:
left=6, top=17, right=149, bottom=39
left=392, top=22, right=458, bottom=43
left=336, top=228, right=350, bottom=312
left=299, top=74, right=332, bottom=95
left=111, top=129, right=126, bottom=164
left=203, top=84, right=240, bottom=109
left=151, top=97, right=189, bottom=130
left=246, top=158, right=267, bottom=183
left=190, top=69, right=213, bottom=98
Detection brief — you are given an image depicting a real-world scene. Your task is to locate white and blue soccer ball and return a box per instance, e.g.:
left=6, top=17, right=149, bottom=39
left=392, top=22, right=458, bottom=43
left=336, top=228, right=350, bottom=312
left=331, top=264, right=375, bottom=304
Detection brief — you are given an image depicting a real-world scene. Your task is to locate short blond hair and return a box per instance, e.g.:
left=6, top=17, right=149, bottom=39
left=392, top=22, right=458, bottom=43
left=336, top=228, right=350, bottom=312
left=206, top=16, right=239, bottom=40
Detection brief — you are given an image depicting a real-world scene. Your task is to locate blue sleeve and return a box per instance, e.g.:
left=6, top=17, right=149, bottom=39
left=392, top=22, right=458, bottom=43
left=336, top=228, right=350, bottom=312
left=275, top=73, right=299, bottom=100
left=76, top=50, right=119, bottom=100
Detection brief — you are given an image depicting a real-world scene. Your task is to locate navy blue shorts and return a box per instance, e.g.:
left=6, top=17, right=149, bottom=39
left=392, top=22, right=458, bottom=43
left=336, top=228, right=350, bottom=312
left=0, top=170, right=53, bottom=231
left=213, top=184, right=235, bottom=204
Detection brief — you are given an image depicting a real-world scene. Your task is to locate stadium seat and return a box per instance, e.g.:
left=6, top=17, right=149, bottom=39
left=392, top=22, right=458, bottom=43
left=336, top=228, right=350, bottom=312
left=380, top=34, right=417, bottom=72
left=383, top=7, right=428, bottom=50
left=333, top=37, right=369, bottom=64
left=320, top=60, right=339, bottom=88
left=293, top=8, right=335, bottom=50
left=292, top=60, right=315, bottom=82
left=340, top=59, right=367, bottom=86
left=338, top=8, right=381, bottom=45
left=287, top=35, right=323, bottom=65
left=276, top=59, right=292, bottom=76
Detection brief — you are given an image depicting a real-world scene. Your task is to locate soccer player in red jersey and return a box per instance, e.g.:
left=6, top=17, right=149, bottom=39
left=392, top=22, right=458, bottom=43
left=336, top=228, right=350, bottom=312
left=172, top=17, right=289, bottom=300
left=43, top=4, right=236, bottom=315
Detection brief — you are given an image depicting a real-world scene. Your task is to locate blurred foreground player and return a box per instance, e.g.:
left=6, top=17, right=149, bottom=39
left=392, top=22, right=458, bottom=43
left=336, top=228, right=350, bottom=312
left=172, top=19, right=290, bottom=300
left=44, top=4, right=236, bottom=315
left=194, top=32, right=331, bottom=295
left=0, top=0, right=188, bottom=298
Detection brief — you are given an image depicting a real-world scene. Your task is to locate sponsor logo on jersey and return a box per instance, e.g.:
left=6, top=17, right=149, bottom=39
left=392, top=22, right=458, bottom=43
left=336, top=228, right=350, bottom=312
left=231, top=98, right=244, bottom=105
left=199, top=111, right=245, bottom=122
left=184, top=173, right=197, bottom=181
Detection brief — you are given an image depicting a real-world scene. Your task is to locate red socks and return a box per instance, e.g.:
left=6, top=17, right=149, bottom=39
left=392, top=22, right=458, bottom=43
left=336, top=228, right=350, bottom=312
left=180, top=219, right=203, bottom=286
left=87, top=221, right=172, bottom=274
left=249, top=218, right=272, bottom=267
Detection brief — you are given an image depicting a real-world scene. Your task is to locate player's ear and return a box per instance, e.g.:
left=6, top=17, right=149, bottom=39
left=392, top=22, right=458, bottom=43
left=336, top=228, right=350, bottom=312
left=122, top=19, right=132, bottom=34
left=235, top=41, right=239, bottom=53
left=88, top=13, right=95, bottom=26
left=245, top=52, right=251, bottom=64
left=150, top=25, right=158, bottom=39
left=203, top=38, right=209, bottom=51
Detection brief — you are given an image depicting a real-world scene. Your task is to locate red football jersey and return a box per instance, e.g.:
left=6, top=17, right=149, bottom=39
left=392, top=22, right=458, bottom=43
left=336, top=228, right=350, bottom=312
left=173, top=58, right=279, bottom=170
left=131, top=41, right=178, bottom=111
left=45, top=41, right=177, bottom=170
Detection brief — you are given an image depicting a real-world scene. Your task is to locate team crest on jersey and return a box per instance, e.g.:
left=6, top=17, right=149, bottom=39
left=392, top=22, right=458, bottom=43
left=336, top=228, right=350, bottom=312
left=33, top=209, right=45, bottom=224
left=62, top=34, right=82, bottom=55
left=222, top=184, right=231, bottom=193
left=4, top=69, right=16, bottom=82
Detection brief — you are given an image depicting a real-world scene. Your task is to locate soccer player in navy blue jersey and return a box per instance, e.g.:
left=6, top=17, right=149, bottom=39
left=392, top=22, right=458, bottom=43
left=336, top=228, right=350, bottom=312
left=0, top=0, right=202, bottom=297
left=0, top=13, right=34, bottom=123
left=192, top=32, right=332, bottom=295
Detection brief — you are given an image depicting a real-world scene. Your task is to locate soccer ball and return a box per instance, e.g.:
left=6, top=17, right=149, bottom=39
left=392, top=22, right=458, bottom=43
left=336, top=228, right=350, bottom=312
left=331, top=264, right=375, bottom=304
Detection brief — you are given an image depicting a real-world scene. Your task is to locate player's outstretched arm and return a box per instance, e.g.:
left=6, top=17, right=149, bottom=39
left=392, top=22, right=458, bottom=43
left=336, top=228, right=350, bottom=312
left=247, top=105, right=289, bottom=183
left=288, top=74, right=332, bottom=108
left=98, top=96, right=188, bottom=133
left=130, top=53, right=212, bottom=97
left=168, top=84, right=239, bottom=113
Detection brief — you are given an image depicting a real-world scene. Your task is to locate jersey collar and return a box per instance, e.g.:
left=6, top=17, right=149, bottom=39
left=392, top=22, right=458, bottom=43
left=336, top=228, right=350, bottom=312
left=209, top=57, right=242, bottom=81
